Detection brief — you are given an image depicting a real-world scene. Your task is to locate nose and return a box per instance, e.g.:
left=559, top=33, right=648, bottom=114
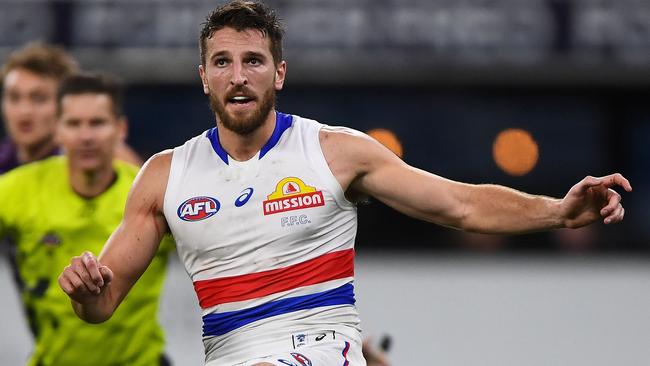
left=15, top=98, right=34, bottom=118
left=79, top=123, right=96, bottom=143
left=230, top=62, right=248, bottom=86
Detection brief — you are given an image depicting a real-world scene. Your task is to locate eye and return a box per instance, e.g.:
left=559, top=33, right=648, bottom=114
left=249, top=58, right=260, bottom=65
left=90, top=118, right=108, bottom=127
left=215, top=58, right=228, bottom=67
left=63, top=119, right=80, bottom=128
left=5, top=92, right=20, bottom=103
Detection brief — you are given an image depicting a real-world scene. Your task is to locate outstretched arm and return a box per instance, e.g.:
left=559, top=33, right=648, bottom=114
left=58, top=151, right=172, bottom=323
left=321, top=127, right=631, bottom=234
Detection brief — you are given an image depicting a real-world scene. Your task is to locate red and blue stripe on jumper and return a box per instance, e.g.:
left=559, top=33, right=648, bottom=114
left=195, top=249, right=356, bottom=336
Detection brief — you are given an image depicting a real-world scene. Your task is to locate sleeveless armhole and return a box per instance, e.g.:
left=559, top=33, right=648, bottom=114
left=162, top=144, right=184, bottom=218
left=300, top=118, right=356, bottom=211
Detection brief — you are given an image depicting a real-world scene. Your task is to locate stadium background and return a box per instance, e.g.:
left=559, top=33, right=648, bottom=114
left=1, top=1, right=649, bottom=365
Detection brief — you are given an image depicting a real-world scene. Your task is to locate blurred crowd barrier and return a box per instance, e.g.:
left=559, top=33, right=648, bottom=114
left=0, top=0, right=649, bottom=84
left=2, top=253, right=650, bottom=365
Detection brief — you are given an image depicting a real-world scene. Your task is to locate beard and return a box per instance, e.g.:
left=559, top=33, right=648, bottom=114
left=209, top=86, right=276, bottom=136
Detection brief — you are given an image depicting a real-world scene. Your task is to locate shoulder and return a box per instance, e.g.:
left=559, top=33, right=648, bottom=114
left=182, top=129, right=214, bottom=148
left=319, top=126, right=397, bottom=171
left=0, top=156, right=65, bottom=185
left=142, top=150, right=173, bottom=175
left=319, top=125, right=388, bottom=148
left=0, top=139, right=18, bottom=174
left=319, top=125, right=375, bottom=151
left=314, top=124, right=404, bottom=196
left=0, top=157, right=65, bottom=219
left=127, top=150, right=173, bottom=203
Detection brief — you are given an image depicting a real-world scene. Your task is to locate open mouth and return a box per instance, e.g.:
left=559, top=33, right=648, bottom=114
left=228, top=95, right=255, bottom=106
left=17, top=120, right=34, bottom=133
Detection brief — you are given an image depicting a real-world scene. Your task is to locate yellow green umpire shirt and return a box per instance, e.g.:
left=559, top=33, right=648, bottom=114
left=0, top=156, right=174, bottom=366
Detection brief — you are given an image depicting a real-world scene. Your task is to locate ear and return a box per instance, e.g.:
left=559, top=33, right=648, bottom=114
left=274, top=61, right=286, bottom=91
left=113, top=117, right=143, bottom=166
left=199, top=64, right=210, bottom=95
left=116, top=116, right=128, bottom=142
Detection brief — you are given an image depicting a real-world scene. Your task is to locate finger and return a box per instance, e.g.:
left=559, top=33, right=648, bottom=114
left=604, top=206, right=624, bottom=224
left=580, top=175, right=604, bottom=190
left=68, top=269, right=95, bottom=295
left=619, top=206, right=626, bottom=222
left=82, top=251, right=104, bottom=287
left=58, top=271, right=75, bottom=295
left=601, top=173, right=633, bottom=192
left=99, top=266, right=114, bottom=286
left=72, top=260, right=99, bottom=294
left=600, top=189, right=621, bottom=216
left=612, top=206, right=625, bottom=224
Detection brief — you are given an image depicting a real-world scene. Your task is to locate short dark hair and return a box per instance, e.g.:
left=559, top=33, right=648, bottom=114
left=200, top=1, right=284, bottom=65
left=1, top=42, right=78, bottom=84
left=57, top=73, right=124, bottom=117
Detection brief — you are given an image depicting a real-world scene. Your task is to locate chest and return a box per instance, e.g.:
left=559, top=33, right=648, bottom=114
left=10, top=192, right=124, bottom=281
left=169, top=154, right=339, bottom=249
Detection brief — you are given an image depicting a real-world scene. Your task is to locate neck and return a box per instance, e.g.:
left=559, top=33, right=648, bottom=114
left=217, top=110, right=277, bottom=161
left=16, top=138, right=57, bottom=164
left=68, top=162, right=116, bottom=199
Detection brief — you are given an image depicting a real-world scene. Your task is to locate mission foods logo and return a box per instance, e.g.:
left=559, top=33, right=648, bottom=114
left=177, top=196, right=220, bottom=221
left=263, top=177, right=324, bottom=215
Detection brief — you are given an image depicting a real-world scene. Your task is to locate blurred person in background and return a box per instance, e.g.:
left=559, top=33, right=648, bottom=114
left=362, top=338, right=390, bottom=366
left=1, top=42, right=142, bottom=174
left=59, top=2, right=631, bottom=366
left=0, top=73, right=173, bottom=366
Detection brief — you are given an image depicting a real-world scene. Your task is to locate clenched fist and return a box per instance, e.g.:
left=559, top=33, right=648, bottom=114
left=59, top=251, right=113, bottom=303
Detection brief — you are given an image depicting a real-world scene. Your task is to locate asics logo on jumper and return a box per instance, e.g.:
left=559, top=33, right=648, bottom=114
left=235, top=187, right=254, bottom=207
left=263, top=177, right=325, bottom=215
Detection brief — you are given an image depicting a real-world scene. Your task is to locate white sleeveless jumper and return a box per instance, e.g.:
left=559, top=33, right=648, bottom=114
left=163, top=112, right=361, bottom=365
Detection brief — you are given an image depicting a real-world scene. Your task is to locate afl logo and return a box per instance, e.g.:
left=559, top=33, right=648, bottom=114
left=177, top=196, right=220, bottom=221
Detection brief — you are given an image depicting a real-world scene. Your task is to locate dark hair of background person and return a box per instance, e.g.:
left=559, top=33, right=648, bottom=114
left=57, top=73, right=125, bottom=117
left=0, top=42, right=78, bottom=86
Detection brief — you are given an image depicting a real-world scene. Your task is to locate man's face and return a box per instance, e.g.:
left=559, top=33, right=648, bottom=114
left=57, top=93, right=125, bottom=172
left=1, top=68, right=59, bottom=148
left=199, top=27, right=286, bottom=135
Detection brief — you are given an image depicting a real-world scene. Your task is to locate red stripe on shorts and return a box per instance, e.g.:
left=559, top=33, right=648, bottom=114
left=193, top=249, right=355, bottom=309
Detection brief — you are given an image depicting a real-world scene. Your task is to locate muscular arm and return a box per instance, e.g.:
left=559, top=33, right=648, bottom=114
left=59, top=151, right=172, bottom=323
left=321, top=127, right=631, bottom=234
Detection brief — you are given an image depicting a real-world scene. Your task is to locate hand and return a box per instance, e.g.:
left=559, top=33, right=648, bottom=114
left=561, top=173, right=632, bottom=228
left=59, top=251, right=113, bottom=303
left=362, top=337, right=391, bottom=366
